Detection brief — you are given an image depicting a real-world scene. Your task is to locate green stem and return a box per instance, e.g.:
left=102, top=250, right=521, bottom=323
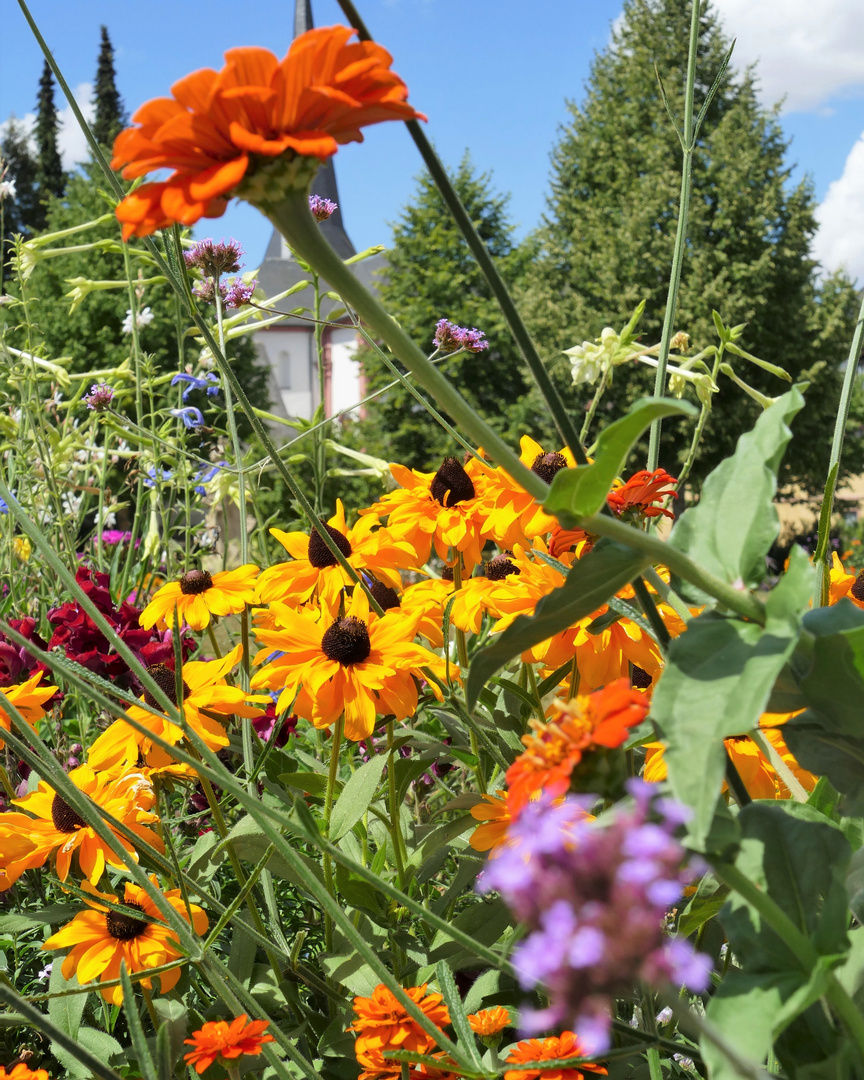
left=215, top=288, right=248, bottom=568
left=647, top=0, right=702, bottom=471
left=632, top=577, right=671, bottom=651
left=815, top=292, right=864, bottom=604
left=580, top=364, right=610, bottom=444
left=387, top=719, right=408, bottom=888
left=260, top=190, right=550, bottom=501
left=323, top=716, right=344, bottom=951
left=580, top=513, right=767, bottom=624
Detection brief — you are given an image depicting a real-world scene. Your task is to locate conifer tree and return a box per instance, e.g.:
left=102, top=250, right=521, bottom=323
left=33, top=59, right=65, bottom=228
left=92, top=26, right=126, bottom=148
left=0, top=119, right=40, bottom=250
left=352, top=156, right=533, bottom=470
left=520, top=0, right=861, bottom=491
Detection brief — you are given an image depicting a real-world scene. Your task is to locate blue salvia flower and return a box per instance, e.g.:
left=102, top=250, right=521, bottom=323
left=170, top=406, right=205, bottom=429
left=143, top=466, right=173, bottom=489
left=191, top=460, right=228, bottom=495
left=171, top=372, right=221, bottom=402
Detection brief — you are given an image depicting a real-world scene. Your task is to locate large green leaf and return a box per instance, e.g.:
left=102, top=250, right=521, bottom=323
left=544, top=396, right=696, bottom=523
left=466, top=539, right=650, bottom=708
left=799, top=601, right=864, bottom=734
left=668, top=387, right=804, bottom=601
left=329, top=754, right=387, bottom=841
left=47, top=962, right=87, bottom=1042
left=651, top=611, right=799, bottom=848
left=783, top=715, right=864, bottom=816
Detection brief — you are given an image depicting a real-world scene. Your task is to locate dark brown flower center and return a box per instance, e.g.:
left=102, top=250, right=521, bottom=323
left=531, top=451, right=568, bottom=485
left=484, top=555, right=520, bottom=581
left=308, top=523, right=353, bottom=569
left=106, top=901, right=148, bottom=941
left=51, top=793, right=87, bottom=833
left=851, top=571, right=864, bottom=603
left=179, top=569, right=213, bottom=595
left=441, top=566, right=455, bottom=582
left=368, top=579, right=401, bottom=611
left=143, top=663, right=190, bottom=709
left=630, top=665, right=653, bottom=690
left=430, top=457, right=475, bottom=507
left=320, top=617, right=371, bottom=665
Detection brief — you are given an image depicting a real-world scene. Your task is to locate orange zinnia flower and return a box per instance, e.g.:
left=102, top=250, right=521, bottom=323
left=506, top=680, right=649, bottom=807
left=349, top=983, right=450, bottom=1058
left=184, top=1015, right=275, bottom=1075
left=504, top=1032, right=607, bottom=1080
left=112, top=27, right=425, bottom=239
left=467, top=1007, right=511, bottom=1037
left=0, top=1065, right=49, bottom=1080
left=606, top=469, right=677, bottom=520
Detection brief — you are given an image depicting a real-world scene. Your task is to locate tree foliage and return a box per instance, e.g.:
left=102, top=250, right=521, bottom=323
left=33, top=59, right=65, bottom=226
left=351, top=156, right=534, bottom=471
left=92, top=26, right=126, bottom=148
left=0, top=119, right=40, bottom=274
left=519, top=0, right=862, bottom=492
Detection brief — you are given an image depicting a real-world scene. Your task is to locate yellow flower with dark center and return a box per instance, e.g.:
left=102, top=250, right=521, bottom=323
left=450, top=553, right=524, bottom=634
left=479, top=435, right=578, bottom=548
left=87, top=643, right=267, bottom=771
left=42, top=875, right=207, bottom=1004
left=0, top=671, right=58, bottom=750
left=255, top=499, right=418, bottom=611
left=829, top=551, right=864, bottom=608
left=362, top=457, right=489, bottom=572
left=139, top=564, right=259, bottom=631
left=0, top=764, right=162, bottom=890
left=251, top=587, right=447, bottom=740
left=398, top=576, right=455, bottom=648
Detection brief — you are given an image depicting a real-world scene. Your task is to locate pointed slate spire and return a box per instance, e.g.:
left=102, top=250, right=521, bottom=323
left=282, top=0, right=356, bottom=259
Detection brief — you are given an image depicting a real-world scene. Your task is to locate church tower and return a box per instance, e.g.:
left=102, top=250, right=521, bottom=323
left=253, top=0, right=386, bottom=426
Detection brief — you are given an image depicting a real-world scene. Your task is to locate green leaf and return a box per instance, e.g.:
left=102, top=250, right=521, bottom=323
left=435, top=962, right=484, bottom=1070
left=279, top=771, right=339, bottom=797
left=0, top=905, right=79, bottom=933
left=668, top=387, right=805, bottom=600
left=466, top=539, right=650, bottom=708
left=47, top=961, right=88, bottom=1042
left=51, top=1026, right=122, bottom=1079
left=799, top=601, right=864, bottom=734
left=330, top=754, right=387, bottom=841
left=783, top=715, right=864, bottom=816
left=651, top=611, right=799, bottom=848
left=544, top=396, right=695, bottom=522
left=119, top=963, right=157, bottom=1080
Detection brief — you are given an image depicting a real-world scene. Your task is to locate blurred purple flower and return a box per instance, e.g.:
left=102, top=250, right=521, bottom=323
left=83, top=383, right=114, bottom=411
left=432, top=319, right=489, bottom=355
left=309, top=194, right=338, bottom=222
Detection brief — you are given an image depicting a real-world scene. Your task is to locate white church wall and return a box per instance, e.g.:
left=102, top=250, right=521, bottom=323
left=328, top=327, right=363, bottom=417
left=256, top=326, right=316, bottom=419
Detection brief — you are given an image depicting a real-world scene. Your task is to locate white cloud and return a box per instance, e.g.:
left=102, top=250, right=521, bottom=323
left=2, top=82, right=95, bottom=170
left=813, top=132, right=864, bottom=283
left=712, top=0, right=864, bottom=113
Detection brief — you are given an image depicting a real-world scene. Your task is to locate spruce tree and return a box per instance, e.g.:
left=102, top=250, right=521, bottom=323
left=351, top=156, right=533, bottom=470
left=92, top=26, right=126, bottom=148
left=33, top=59, right=65, bottom=228
left=0, top=119, right=40, bottom=255
left=520, top=0, right=861, bottom=491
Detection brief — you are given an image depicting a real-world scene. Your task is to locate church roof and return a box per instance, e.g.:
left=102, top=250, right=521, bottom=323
left=255, top=0, right=385, bottom=328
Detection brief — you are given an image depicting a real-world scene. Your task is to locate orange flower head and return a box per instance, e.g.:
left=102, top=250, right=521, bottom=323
left=606, top=469, right=677, bottom=520
left=504, top=1032, right=607, bottom=1080
left=42, top=875, right=207, bottom=1004
left=139, top=564, right=258, bottom=632
left=0, top=671, right=59, bottom=749
left=828, top=552, right=864, bottom=608
left=0, top=764, right=163, bottom=891
left=348, top=983, right=450, bottom=1058
left=467, top=1007, right=511, bottom=1036
left=506, top=679, right=649, bottom=806
left=112, top=28, right=426, bottom=239
left=184, top=1015, right=275, bottom=1075
left=0, top=1066, right=50, bottom=1080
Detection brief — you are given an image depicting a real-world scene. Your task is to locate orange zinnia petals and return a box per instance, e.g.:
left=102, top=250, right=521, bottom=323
left=349, top=983, right=450, bottom=1058
left=112, top=27, right=426, bottom=238
left=506, top=679, right=649, bottom=807
left=183, top=1015, right=275, bottom=1075
left=0, top=1065, right=50, bottom=1080
left=467, top=1006, right=511, bottom=1036
left=504, top=1032, right=607, bottom=1080
left=606, top=469, right=677, bottom=519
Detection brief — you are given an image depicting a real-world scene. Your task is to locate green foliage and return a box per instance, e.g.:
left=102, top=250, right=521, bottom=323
left=0, top=119, right=41, bottom=254
left=92, top=27, right=126, bottom=149
left=350, top=156, right=534, bottom=469
left=520, top=0, right=862, bottom=492
left=34, top=59, right=65, bottom=222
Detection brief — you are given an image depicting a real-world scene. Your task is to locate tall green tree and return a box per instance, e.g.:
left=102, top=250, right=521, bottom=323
left=520, top=0, right=861, bottom=492
left=33, top=59, right=65, bottom=228
left=0, top=119, right=40, bottom=274
left=92, top=26, right=126, bottom=148
left=351, top=156, right=534, bottom=470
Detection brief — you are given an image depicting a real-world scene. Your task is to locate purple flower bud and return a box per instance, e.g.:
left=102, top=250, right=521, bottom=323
left=309, top=194, right=338, bottom=222
left=192, top=278, right=228, bottom=305
left=184, top=238, right=244, bottom=277
left=223, top=279, right=258, bottom=308
left=460, top=327, right=488, bottom=353
left=432, top=319, right=489, bottom=354
left=82, top=383, right=114, bottom=411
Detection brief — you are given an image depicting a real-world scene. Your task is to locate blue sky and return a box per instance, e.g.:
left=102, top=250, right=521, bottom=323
left=3, top=0, right=864, bottom=279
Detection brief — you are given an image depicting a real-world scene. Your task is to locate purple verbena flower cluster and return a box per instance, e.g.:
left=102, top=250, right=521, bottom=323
left=82, top=383, right=114, bottom=411
left=432, top=318, right=489, bottom=354
left=184, top=238, right=244, bottom=277
left=309, top=194, right=338, bottom=222
left=191, top=276, right=257, bottom=309
left=479, top=780, right=711, bottom=1055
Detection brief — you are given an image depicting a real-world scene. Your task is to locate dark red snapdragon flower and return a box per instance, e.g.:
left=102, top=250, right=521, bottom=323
left=47, top=566, right=196, bottom=691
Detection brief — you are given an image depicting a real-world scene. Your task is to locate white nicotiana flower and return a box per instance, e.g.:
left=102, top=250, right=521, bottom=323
left=0, top=178, right=16, bottom=202
left=563, top=326, right=632, bottom=386
left=122, top=306, right=155, bottom=334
